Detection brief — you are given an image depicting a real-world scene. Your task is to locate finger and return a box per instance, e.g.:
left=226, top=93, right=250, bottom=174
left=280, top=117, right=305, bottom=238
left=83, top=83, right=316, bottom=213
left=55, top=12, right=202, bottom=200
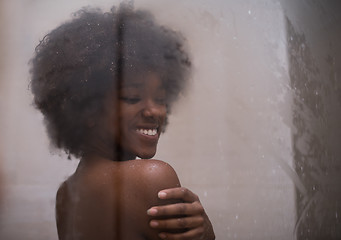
left=158, top=227, right=204, bottom=240
left=150, top=216, right=204, bottom=229
left=158, top=187, right=199, bottom=202
left=147, top=202, right=204, bottom=217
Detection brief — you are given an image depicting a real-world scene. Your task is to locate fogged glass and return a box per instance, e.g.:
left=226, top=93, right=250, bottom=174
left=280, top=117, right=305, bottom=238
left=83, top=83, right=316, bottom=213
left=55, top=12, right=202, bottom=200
left=0, top=0, right=340, bottom=239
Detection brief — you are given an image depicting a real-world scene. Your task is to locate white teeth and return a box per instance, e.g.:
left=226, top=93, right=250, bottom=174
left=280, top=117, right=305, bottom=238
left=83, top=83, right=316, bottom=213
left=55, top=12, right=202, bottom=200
left=137, top=128, right=158, bottom=136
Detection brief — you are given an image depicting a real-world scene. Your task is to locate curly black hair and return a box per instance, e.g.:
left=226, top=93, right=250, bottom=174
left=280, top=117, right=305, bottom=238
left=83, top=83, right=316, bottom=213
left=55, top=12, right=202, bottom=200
left=30, top=3, right=191, bottom=159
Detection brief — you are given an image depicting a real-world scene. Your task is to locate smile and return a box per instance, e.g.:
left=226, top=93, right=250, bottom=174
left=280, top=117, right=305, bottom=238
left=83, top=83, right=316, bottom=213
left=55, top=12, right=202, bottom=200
left=136, top=128, right=158, bottom=136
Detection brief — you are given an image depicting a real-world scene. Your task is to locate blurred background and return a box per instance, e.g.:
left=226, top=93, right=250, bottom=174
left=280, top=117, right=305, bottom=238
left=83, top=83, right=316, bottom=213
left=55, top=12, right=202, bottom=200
left=0, top=0, right=340, bottom=239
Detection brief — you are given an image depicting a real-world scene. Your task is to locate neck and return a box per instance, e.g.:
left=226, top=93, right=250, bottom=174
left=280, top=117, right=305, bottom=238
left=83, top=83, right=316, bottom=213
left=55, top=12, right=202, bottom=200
left=83, top=137, right=136, bottom=162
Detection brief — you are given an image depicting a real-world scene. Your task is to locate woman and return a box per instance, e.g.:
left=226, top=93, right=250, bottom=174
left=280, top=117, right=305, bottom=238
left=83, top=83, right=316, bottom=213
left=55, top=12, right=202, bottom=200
left=30, top=3, right=215, bottom=240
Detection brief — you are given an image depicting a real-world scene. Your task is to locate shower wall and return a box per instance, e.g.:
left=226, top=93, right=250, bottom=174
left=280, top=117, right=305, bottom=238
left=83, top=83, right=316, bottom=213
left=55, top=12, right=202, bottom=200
left=0, top=0, right=296, bottom=239
left=280, top=1, right=341, bottom=239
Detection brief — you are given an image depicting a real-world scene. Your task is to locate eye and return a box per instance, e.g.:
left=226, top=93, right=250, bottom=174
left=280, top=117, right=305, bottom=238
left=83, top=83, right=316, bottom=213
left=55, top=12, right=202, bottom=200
left=120, top=97, right=141, bottom=104
left=155, top=97, right=166, bottom=105
left=155, top=90, right=166, bottom=105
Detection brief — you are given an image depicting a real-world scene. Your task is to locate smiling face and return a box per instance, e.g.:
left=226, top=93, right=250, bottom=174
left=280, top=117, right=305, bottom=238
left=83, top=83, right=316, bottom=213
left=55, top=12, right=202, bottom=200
left=100, top=72, right=167, bottom=160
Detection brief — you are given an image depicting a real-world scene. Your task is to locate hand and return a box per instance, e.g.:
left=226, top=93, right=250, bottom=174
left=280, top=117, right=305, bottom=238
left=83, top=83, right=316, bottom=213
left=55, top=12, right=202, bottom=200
left=147, top=187, right=215, bottom=240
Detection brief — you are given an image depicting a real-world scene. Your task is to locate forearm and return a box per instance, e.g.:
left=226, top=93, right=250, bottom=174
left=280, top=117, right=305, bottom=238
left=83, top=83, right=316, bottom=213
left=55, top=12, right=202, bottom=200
left=148, top=187, right=216, bottom=240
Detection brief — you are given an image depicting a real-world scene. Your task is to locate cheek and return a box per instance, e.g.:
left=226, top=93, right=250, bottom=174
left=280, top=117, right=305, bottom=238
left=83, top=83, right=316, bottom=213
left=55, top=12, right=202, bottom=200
left=160, top=110, right=168, bottom=132
left=162, top=114, right=167, bottom=127
left=162, top=106, right=168, bottom=119
left=119, top=106, right=138, bottom=130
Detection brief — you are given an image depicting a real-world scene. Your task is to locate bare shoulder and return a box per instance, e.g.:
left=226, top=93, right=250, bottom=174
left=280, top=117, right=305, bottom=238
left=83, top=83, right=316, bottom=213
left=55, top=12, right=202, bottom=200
left=57, top=159, right=180, bottom=196
left=128, top=159, right=181, bottom=189
left=55, top=159, right=181, bottom=240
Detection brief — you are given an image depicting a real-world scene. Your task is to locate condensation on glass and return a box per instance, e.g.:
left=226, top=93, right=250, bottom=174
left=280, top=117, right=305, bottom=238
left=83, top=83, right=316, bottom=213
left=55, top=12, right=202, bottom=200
left=0, top=0, right=340, bottom=240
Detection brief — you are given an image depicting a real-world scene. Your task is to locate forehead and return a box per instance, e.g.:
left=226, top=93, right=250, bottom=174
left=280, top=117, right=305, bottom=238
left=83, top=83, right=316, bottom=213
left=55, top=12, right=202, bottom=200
left=120, top=72, right=164, bottom=89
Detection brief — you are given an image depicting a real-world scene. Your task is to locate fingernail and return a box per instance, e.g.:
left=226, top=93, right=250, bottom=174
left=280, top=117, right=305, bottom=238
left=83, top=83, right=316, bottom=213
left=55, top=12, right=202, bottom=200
left=150, top=220, right=158, bottom=227
left=158, top=191, right=167, bottom=199
left=159, top=233, right=166, bottom=239
left=147, top=208, right=158, bottom=215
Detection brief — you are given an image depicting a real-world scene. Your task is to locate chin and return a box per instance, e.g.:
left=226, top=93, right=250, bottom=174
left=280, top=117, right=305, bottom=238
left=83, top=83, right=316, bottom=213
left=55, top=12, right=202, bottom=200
left=137, top=150, right=156, bottom=159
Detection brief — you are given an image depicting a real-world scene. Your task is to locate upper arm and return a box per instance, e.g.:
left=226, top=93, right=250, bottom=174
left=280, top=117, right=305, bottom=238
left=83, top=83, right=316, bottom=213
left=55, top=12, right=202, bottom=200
left=134, top=160, right=182, bottom=239
left=141, top=160, right=181, bottom=199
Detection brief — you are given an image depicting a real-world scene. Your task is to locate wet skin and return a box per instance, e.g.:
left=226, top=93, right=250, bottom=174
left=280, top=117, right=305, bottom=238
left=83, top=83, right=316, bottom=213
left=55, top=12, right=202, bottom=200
left=56, top=73, right=215, bottom=240
left=56, top=158, right=182, bottom=240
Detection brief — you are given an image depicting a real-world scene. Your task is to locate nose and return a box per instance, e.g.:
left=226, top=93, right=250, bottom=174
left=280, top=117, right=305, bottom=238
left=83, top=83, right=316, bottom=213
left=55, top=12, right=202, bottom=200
left=142, top=99, right=166, bottom=119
